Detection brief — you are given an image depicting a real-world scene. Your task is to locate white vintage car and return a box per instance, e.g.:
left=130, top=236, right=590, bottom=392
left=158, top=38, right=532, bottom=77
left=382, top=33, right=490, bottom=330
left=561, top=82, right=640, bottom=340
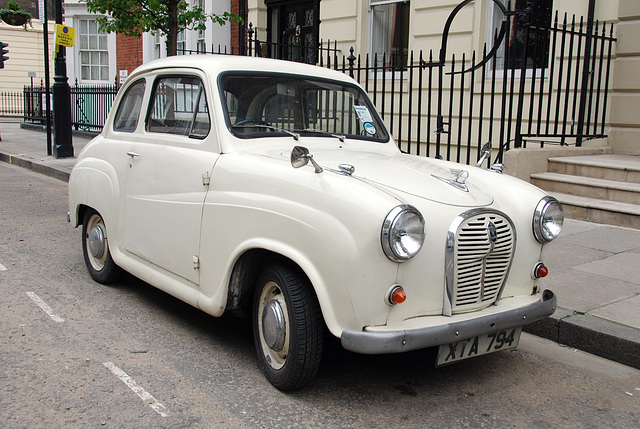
left=68, top=55, right=562, bottom=390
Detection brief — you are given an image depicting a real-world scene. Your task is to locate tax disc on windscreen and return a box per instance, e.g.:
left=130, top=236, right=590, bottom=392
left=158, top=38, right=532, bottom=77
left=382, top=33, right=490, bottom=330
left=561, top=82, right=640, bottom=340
left=364, top=122, right=376, bottom=135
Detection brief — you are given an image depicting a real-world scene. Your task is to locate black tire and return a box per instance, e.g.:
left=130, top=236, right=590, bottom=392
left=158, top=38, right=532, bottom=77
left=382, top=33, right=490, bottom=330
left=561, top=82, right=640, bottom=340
left=81, top=209, right=123, bottom=284
left=253, top=263, right=323, bottom=391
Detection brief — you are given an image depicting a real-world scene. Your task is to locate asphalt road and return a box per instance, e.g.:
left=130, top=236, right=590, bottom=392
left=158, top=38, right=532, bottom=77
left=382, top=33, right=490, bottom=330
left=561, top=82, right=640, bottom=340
left=1, top=161, right=639, bottom=428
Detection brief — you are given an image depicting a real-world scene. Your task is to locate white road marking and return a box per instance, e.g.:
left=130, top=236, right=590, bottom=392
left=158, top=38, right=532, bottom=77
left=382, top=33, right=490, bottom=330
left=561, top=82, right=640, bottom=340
left=26, top=292, right=65, bottom=322
left=0, top=262, right=7, bottom=271
left=103, top=362, right=169, bottom=418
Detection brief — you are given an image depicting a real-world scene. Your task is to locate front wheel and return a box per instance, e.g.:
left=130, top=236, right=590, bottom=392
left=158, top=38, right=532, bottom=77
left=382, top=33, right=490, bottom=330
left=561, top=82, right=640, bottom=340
left=253, top=263, right=323, bottom=391
left=81, top=209, right=122, bottom=284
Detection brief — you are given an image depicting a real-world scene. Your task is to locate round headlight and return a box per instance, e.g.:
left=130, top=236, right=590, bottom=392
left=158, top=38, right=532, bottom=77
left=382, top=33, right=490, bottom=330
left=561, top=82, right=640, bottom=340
left=533, top=196, right=564, bottom=243
left=381, top=205, right=425, bottom=262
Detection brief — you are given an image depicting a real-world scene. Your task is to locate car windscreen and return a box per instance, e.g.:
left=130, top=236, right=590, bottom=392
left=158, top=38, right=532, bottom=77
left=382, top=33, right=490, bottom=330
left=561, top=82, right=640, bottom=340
left=220, top=72, right=389, bottom=142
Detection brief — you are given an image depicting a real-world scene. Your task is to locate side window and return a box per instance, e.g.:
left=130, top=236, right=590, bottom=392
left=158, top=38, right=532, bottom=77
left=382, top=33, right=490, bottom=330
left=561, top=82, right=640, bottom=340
left=147, top=76, right=210, bottom=138
left=113, top=79, right=146, bottom=132
left=488, top=0, right=552, bottom=72
left=369, top=0, right=410, bottom=68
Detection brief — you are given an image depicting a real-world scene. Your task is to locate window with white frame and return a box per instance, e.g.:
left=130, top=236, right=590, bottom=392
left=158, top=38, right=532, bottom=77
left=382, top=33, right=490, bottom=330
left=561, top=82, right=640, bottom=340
left=78, top=19, right=109, bottom=81
left=154, top=32, right=163, bottom=59
left=487, top=0, right=552, bottom=73
left=368, top=0, right=410, bottom=68
left=177, top=30, right=186, bottom=55
left=197, top=0, right=206, bottom=53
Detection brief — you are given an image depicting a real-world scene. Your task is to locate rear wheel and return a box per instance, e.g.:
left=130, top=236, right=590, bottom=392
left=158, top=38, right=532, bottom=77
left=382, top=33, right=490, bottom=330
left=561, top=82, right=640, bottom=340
left=81, top=209, right=122, bottom=284
left=253, top=263, right=323, bottom=391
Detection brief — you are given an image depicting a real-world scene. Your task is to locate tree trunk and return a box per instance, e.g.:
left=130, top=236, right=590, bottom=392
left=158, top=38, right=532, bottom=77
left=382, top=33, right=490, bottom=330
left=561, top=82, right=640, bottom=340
left=165, top=0, right=180, bottom=56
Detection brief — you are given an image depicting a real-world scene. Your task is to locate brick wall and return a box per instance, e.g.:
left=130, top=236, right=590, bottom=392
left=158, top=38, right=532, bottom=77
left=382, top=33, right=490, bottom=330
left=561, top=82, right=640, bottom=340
left=230, top=0, right=246, bottom=54
left=116, top=33, right=143, bottom=76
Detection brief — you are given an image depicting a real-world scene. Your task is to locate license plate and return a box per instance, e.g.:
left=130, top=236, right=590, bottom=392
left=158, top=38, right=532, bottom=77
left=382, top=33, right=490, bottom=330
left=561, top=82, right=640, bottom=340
left=436, top=328, right=522, bottom=366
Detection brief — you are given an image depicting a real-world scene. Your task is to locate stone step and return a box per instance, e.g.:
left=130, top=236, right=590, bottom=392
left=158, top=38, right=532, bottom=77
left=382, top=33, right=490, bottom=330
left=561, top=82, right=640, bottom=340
left=548, top=155, right=640, bottom=183
left=531, top=172, right=640, bottom=205
left=549, top=192, right=640, bottom=229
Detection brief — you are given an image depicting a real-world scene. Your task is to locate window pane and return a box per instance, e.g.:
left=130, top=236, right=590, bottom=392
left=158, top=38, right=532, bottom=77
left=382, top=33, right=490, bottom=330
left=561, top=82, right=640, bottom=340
left=369, top=2, right=409, bottom=68
left=490, top=0, right=552, bottom=71
left=147, top=76, right=205, bottom=137
left=114, top=80, right=146, bottom=132
left=222, top=74, right=388, bottom=141
left=78, top=18, right=109, bottom=81
left=100, top=66, right=109, bottom=81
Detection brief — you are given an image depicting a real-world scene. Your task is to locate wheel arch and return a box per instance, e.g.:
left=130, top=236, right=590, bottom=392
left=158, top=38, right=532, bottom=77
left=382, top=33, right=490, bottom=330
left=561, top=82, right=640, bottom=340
left=225, top=249, right=318, bottom=319
left=74, top=204, right=91, bottom=228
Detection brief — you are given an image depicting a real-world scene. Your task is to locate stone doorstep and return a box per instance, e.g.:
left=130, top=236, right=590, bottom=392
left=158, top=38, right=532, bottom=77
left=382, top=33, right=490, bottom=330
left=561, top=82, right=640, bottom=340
left=552, top=192, right=640, bottom=229
left=531, top=172, right=640, bottom=205
left=549, top=161, right=640, bottom=183
left=547, top=155, right=640, bottom=183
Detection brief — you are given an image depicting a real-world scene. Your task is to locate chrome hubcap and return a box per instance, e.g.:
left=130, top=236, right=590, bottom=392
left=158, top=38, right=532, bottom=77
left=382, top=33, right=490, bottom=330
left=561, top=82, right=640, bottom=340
left=88, top=224, right=106, bottom=259
left=262, top=299, right=286, bottom=352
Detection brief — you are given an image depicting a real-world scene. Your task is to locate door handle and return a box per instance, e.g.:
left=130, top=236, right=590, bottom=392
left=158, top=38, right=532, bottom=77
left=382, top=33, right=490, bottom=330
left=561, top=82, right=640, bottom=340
left=127, top=152, right=140, bottom=157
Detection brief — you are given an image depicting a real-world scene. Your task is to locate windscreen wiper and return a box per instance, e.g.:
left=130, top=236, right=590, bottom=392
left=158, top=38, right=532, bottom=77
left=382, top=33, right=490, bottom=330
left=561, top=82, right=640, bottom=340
left=296, top=128, right=345, bottom=142
left=233, top=123, right=300, bottom=140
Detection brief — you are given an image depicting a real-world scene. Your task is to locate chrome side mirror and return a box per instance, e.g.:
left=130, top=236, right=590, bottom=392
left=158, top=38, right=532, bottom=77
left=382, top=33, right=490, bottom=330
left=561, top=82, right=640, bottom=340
left=475, top=142, right=492, bottom=168
left=291, top=146, right=323, bottom=173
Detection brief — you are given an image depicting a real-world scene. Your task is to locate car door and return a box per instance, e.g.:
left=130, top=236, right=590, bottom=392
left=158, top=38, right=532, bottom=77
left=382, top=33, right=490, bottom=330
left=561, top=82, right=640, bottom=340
left=123, top=73, right=219, bottom=286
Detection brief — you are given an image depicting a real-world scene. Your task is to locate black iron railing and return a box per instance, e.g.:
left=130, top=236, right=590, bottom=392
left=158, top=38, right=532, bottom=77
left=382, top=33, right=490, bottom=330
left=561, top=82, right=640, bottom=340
left=23, top=80, right=119, bottom=133
left=0, top=90, right=24, bottom=116
left=318, top=11, right=616, bottom=164
left=69, top=81, right=119, bottom=132
left=247, top=23, right=341, bottom=68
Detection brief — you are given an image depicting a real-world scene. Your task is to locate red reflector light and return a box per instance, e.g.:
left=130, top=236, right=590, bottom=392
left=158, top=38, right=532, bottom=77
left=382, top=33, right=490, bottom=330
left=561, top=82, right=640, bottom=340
left=534, top=263, right=549, bottom=278
left=390, top=286, right=407, bottom=304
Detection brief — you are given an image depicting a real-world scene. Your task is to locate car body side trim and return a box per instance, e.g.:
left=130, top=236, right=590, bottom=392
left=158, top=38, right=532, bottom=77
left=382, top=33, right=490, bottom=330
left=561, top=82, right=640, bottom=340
left=341, top=290, right=556, bottom=355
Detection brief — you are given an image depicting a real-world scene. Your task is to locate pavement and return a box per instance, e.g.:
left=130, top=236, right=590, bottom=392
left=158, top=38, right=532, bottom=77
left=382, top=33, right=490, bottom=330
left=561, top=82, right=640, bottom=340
left=1, top=120, right=639, bottom=370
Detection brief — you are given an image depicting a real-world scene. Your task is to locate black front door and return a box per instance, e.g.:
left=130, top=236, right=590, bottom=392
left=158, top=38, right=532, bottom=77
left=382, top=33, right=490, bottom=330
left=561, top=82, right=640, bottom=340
left=266, top=0, right=319, bottom=64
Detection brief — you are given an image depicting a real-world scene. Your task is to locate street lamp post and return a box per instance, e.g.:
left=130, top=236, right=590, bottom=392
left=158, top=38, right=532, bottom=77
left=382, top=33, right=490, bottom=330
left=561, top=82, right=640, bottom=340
left=52, top=0, right=73, bottom=158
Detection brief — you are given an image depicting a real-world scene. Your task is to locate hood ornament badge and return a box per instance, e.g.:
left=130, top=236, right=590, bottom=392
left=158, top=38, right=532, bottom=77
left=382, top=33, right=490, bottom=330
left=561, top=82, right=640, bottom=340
left=432, top=168, right=470, bottom=192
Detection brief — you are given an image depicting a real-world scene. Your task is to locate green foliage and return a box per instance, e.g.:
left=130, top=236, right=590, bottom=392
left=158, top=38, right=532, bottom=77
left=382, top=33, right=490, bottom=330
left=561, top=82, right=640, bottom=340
left=6, top=1, right=23, bottom=11
left=0, top=1, right=32, bottom=28
left=82, top=0, right=241, bottom=55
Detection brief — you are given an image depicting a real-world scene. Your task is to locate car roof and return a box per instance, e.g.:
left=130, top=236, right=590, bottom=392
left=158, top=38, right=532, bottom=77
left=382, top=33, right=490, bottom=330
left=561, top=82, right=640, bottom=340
left=130, top=55, right=356, bottom=84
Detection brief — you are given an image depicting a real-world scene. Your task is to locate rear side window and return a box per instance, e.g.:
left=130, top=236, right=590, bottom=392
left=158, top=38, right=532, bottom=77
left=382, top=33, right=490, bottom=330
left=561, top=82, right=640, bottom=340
left=113, top=79, right=146, bottom=132
left=147, top=76, right=210, bottom=139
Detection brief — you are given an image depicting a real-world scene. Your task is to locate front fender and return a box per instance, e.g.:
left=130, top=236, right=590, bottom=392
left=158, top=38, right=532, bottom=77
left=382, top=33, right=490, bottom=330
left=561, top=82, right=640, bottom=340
left=68, top=145, right=124, bottom=258
left=197, top=154, right=404, bottom=336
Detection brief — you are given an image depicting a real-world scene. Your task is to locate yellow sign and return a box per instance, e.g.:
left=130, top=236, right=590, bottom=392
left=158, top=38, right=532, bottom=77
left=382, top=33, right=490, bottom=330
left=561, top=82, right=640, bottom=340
left=54, top=24, right=76, bottom=55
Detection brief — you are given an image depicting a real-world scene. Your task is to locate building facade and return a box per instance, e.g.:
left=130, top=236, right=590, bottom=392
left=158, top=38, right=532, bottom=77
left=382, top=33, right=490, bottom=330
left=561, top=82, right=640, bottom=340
left=0, top=19, right=54, bottom=94
left=4, top=1, right=637, bottom=157
left=62, top=0, right=233, bottom=85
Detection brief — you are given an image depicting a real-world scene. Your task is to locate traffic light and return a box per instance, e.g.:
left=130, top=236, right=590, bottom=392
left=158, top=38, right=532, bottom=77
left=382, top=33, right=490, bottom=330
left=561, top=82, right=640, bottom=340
left=0, top=42, right=8, bottom=69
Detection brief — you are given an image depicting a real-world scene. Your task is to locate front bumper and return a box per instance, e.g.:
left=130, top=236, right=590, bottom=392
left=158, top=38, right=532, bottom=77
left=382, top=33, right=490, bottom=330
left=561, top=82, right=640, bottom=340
left=341, top=289, right=556, bottom=354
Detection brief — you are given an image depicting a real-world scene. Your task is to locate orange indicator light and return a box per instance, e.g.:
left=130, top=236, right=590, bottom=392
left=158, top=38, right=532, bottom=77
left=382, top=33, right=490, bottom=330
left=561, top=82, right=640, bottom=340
left=390, top=286, right=407, bottom=304
left=534, top=263, right=549, bottom=278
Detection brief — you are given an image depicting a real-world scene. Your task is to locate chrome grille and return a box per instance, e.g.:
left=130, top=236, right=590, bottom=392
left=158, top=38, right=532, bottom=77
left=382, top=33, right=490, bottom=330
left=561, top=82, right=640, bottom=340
left=445, top=210, right=515, bottom=315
